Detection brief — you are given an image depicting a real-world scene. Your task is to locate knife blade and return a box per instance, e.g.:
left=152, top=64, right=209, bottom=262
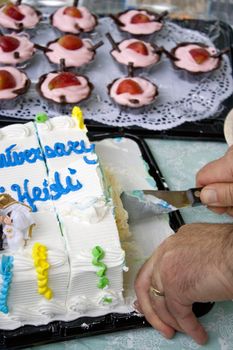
left=120, top=188, right=203, bottom=222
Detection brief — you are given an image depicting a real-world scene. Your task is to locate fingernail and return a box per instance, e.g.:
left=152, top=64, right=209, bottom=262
left=201, top=189, right=218, bottom=204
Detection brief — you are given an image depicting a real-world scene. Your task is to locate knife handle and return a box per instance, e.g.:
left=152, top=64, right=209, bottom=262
left=187, top=188, right=203, bottom=207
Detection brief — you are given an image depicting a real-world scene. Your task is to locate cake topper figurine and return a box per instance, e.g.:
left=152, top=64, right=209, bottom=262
left=0, top=193, right=35, bottom=252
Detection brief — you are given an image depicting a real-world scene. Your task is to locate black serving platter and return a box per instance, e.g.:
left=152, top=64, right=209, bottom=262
left=0, top=130, right=214, bottom=350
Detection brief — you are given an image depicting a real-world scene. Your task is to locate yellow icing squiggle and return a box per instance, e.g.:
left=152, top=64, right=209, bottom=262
left=32, top=243, right=53, bottom=300
left=72, top=106, right=86, bottom=130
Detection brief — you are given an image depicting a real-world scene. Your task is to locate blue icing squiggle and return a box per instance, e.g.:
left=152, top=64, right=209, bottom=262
left=146, top=177, right=157, bottom=188
left=0, top=255, right=14, bottom=314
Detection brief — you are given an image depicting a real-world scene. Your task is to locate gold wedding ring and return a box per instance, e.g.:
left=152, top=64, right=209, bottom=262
left=150, top=286, right=165, bottom=297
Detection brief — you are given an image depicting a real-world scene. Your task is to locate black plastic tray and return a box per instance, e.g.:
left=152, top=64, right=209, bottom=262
left=0, top=130, right=214, bottom=350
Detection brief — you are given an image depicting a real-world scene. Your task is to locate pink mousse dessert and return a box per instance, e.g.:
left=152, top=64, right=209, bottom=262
left=0, top=66, right=30, bottom=103
left=110, top=38, right=161, bottom=68
left=51, top=6, right=97, bottom=34
left=112, top=9, right=164, bottom=36
left=108, top=76, right=158, bottom=108
left=0, top=2, right=41, bottom=31
left=37, top=71, right=93, bottom=105
left=45, top=34, right=96, bottom=68
left=0, top=33, right=35, bottom=65
left=170, top=42, right=221, bottom=74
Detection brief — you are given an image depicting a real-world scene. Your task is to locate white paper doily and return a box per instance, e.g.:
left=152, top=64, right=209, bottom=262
left=1, top=17, right=233, bottom=131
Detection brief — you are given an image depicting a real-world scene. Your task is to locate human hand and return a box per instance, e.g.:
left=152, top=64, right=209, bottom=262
left=196, top=145, right=233, bottom=216
left=134, top=223, right=233, bottom=345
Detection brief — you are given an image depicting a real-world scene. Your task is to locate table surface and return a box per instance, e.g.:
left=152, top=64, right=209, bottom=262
left=24, top=138, right=233, bottom=350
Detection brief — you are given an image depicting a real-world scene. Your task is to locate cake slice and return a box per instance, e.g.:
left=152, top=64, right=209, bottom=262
left=36, top=115, right=126, bottom=317
left=0, top=121, right=69, bottom=330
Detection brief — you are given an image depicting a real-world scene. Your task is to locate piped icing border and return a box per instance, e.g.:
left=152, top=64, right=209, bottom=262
left=32, top=243, right=53, bottom=300
left=92, top=246, right=109, bottom=289
left=0, top=255, right=14, bottom=314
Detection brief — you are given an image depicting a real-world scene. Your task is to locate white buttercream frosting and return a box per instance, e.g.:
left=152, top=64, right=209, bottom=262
left=117, top=10, right=163, bottom=35
left=0, top=4, right=40, bottom=30
left=111, top=38, right=160, bottom=68
left=46, top=38, right=94, bottom=67
left=52, top=6, right=97, bottom=34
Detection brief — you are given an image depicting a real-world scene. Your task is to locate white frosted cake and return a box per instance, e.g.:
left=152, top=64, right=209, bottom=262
left=0, top=112, right=172, bottom=332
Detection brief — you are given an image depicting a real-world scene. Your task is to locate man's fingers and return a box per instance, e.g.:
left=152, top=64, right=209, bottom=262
left=149, top=292, right=183, bottom=332
left=135, top=259, right=175, bottom=338
left=200, top=183, right=233, bottom=207
left=196, top=145, right=233, bottom=186
left=166, top=299, right=208, bottom=345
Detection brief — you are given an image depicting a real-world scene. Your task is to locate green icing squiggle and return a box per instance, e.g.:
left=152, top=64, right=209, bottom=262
left=92, top=246, right=109, bottom=289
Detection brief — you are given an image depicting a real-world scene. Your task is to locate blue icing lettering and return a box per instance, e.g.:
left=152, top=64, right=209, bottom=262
left=44, top=145, right=56, bottom=158
left=0, top=140, right=95, bottom=169
left=0, top=187, right=5, bottom=193
left=83, top=156, right=98, bottom=165
left=0, top=144, right=44, bottom=169
left=68, top=168, right=76, bottom=175
left=54, top=142, right=70, bottom=157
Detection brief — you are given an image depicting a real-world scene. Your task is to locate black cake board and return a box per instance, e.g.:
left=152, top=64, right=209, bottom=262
left=0, top=131, right=214, bottom=350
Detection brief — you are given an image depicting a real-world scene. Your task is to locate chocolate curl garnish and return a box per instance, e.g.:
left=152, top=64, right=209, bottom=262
left=60, top=95, right=67, bottom=103
left=89, top=40, right=104, bottom=52
left=151, top=44, right=163, bottom=54
left=17, top=22, right=24, bottom=31
left=60, top=58, right=66, bottom=72
left=106, top=33, right=120, bottom=52
left=155, top=10, right=169, bottom=21
left=34, top=43, right=53, bottom=53
left=128, top=62, right=134, bottom=77
left=75, top=23, right=83, bottom=32
left=211, top=47, right=230, bottom=58
left=73, top=0, right=79, bottom=6
left=110, top=15, right=125, bottom=27
left=14, top=51, right=20, bottom=59
left=162, top=47, right=179, bottom=61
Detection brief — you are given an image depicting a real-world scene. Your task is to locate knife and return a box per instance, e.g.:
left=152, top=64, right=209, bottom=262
left=120, top=188, right=203, bottom=222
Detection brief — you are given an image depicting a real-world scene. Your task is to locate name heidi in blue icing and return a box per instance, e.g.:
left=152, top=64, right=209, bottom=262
left=0, top=155, right=98, bottom=212
left=0, top=140, right=94, bottom=169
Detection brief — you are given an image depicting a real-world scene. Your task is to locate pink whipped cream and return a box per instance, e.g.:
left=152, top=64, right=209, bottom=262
left=40, top=73, right=91, bottom=103
left=0, top=33, right=35, bottom=65
left=46, top=38, right=94, bottom=67
left=111, top=39, right=160, bottom=68
left=174, top=44, right=219, bottom=73
left=117, top=10, right=163, bottom=35
left=52, top=6, right=97, bottom=34
left=109, top=77, right=157, bottom=108
left=0, top=66, right=28, bottom=99
left=0, top=4, right=40, bottom=30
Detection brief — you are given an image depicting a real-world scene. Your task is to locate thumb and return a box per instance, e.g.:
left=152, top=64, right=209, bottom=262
left=200, top=183, right=233, bottom=207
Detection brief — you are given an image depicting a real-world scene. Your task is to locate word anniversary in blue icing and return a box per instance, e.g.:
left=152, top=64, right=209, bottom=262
left=0, top=140, right=94, bottom=169
left=0, top=139, right=98, bottom=211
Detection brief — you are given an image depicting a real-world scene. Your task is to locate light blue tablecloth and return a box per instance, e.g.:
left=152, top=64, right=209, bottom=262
left=25, top=138, right=233, bottom=350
